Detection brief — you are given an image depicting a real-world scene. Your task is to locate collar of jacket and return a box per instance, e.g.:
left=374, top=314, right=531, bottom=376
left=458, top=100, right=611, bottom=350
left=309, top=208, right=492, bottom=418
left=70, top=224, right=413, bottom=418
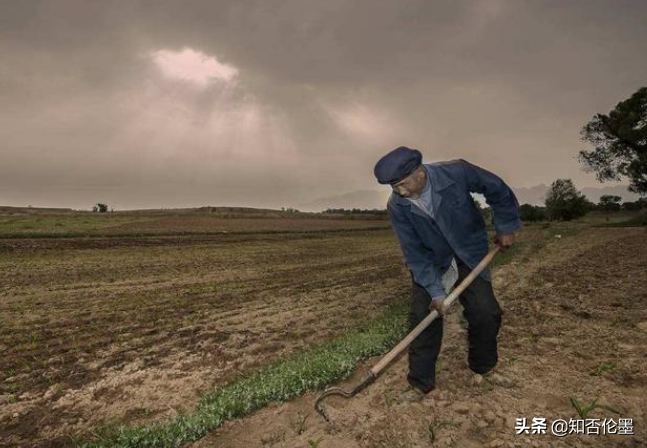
left=389, top=163, right=456, bottom=218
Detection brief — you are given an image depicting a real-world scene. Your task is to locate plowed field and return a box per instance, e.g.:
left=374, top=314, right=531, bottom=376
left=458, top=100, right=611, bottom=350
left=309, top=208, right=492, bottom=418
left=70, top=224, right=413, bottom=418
left=1, top=218, right=645, bottom=448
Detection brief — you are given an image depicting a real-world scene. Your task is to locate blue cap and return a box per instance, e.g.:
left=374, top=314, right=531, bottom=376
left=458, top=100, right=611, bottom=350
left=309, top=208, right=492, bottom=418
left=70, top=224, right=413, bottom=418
left=374, top=146, right=423, bottom=185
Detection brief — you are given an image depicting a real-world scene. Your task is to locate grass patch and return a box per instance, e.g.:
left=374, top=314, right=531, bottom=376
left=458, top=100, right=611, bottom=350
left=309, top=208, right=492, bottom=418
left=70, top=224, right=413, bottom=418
left=77, top=304, right=410, bottom=448
left=598, top=212, right=647, bottom=227
left=0, top=215, right=152, bottom=235
left=489, top=243, right=524, bottom=269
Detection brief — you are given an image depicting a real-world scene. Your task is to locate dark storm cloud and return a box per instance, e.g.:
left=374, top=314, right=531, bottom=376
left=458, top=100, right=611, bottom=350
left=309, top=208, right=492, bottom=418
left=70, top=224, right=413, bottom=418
left=1, top=1, right=646, bottom=209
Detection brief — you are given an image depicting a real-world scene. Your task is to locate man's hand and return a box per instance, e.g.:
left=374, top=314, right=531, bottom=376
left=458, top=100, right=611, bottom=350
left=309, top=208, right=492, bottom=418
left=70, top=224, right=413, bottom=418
left=494, top=233, right=516, bottom=250
left=430, top=296, right=446, bottom=316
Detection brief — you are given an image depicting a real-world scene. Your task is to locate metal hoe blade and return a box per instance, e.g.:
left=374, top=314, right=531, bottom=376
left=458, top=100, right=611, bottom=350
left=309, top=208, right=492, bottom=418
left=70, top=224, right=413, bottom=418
left=314, top=373, right=376, bottom=422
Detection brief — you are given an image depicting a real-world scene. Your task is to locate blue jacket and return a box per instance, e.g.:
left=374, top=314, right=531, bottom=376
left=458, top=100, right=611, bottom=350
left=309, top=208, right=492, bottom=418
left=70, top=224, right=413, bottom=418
left=387, top=159, right=521, bottom=298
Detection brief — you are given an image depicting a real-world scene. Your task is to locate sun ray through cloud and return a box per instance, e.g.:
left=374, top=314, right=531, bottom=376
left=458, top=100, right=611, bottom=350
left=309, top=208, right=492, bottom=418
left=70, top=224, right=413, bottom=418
left=151, top=47, right=239, bottom=86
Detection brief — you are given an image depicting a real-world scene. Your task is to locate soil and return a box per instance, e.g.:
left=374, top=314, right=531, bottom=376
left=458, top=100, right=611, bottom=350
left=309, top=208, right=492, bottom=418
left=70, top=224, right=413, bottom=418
left=0, top=229, right=405, bottom=447
left=1, top=226, right=645, bottom=447
left=190, top=227, right=647, bottom=448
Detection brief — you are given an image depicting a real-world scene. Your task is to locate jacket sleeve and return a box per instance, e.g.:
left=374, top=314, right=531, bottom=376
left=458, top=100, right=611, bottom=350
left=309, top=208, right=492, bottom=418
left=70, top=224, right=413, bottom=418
left=457, top=159, right=522, bottom=235
left=388, top=202, right=447, bottom=298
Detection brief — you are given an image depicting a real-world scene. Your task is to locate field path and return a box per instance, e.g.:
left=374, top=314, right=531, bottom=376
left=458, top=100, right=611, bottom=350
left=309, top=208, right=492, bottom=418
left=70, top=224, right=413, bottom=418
left=192, top=228, right=647, bottom=448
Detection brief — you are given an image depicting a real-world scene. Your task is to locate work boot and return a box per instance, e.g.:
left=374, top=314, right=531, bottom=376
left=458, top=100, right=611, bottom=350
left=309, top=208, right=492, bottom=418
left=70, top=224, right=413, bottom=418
left=473, top=370, right=516, bottom=388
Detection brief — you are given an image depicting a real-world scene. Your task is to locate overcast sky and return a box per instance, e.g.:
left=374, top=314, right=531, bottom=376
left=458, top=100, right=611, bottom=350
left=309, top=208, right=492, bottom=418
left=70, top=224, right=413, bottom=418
left=1, top=0, right=646, bottom=210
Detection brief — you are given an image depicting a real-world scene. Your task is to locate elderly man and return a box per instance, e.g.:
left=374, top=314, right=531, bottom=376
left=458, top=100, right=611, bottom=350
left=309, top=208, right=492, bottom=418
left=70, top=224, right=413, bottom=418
left=374, top=146, right=521, bottom=396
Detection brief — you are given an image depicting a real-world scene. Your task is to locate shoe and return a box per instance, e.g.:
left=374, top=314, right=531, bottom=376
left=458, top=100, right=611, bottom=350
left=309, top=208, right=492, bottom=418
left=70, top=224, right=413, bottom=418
left=473, top=370, right=516, bottom=388
left=397, top=385, right=427, bottom=403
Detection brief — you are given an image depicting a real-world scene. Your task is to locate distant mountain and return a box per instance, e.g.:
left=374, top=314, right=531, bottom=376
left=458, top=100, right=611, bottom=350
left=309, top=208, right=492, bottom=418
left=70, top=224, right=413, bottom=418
left=580, top=185, right=641, bottom=204
left=511, top=184, right=550, bottom=206
left=297, top=190, right=390, bottom=212
left=298, top=184, right=642, bottom=211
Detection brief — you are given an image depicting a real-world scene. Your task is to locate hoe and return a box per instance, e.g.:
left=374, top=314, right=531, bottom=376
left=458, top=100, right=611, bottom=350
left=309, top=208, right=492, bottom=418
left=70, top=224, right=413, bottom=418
left=314, top=245, right=500, bottom=421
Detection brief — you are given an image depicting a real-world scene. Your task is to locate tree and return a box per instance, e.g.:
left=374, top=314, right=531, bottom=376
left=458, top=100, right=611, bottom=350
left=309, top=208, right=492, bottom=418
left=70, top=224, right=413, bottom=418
left=519, top=204, right=547, bottom=222
left=598, top=195, right=622, bottom=221
left=93, top=203, right=108, bottom=213
left=622, top=198, right=647, bottom=211
left=579, top=86, right=647, bottom=195
left=544, top=179, right=590, bottom=221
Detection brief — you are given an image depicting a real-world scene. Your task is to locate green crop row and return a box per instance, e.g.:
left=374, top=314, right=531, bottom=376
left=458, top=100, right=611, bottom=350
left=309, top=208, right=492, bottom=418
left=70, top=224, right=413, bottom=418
left=77, top=303, right=409, bottom=448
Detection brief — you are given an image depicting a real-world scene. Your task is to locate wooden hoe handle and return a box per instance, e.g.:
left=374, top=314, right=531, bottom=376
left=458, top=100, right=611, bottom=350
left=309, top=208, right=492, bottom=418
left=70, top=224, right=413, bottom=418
left=314, top=246, right=500, bottom=422
left=369, top=245, right=500, bottom=375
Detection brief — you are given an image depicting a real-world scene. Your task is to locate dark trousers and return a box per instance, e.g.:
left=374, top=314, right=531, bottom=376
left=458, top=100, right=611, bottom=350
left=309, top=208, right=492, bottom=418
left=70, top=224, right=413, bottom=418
left=407, top=258, right=503, bottom=393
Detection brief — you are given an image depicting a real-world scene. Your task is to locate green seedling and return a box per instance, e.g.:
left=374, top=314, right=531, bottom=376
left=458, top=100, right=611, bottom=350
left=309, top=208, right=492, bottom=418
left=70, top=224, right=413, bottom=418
left=308, top=437, right=324, bottom=448
left=427, top=417, right=454, bottom=443
left=569, top=397, right=621, bottom=419
left=427, top=420, right=436, bottom=443
left=590, top=362, right=617, bottom=377
left=30, top=333, right=40, bottom=350
left=384, top=391, right=396, bottom=408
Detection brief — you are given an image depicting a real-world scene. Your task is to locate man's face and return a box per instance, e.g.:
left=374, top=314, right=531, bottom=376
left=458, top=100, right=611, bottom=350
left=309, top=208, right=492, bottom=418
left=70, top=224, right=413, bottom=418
left=391, top=166, right=427, bottom=199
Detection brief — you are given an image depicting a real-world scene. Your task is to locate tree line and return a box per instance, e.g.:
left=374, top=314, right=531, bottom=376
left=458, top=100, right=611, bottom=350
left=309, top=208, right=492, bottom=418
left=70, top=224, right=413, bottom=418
left=520, top=86, right=646, bottom=222
left=518, top=180, right=647, bottom=222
